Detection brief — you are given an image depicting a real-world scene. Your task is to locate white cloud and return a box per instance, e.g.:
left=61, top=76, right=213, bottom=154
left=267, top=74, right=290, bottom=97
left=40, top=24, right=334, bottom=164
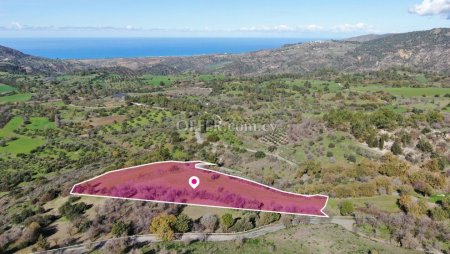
left=0, top=22, right=375, bottom=35
left=332, top=22, right=375, bottom=33
left=305, top=24, right=324, bottom=32
left=237, top=23, right=371, bottom=33
left=9, top=22, right=22, bottom=30
left=410, top=0, right=450, bottom=17
left=0, top=24, right=144, bottom=31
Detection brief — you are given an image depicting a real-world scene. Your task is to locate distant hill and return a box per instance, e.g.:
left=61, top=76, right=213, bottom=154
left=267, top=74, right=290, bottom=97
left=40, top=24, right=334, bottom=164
left=345, top=33, right=393, bottom=42
left=81, top=28, right=450, bottom=75
left=0, top=45, right=87, bottom=74
left=1, top=28, right=450, bottom=75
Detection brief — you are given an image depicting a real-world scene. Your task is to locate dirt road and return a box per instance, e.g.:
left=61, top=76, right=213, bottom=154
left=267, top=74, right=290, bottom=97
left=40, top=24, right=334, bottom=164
left=40, top=217, right=355, bottom=254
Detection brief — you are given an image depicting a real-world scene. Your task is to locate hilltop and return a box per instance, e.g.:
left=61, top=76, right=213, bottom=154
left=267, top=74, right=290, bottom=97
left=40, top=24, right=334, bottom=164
left=0, top=45, right=87, bottom=74
left=345, top=33, right=393, bottom=42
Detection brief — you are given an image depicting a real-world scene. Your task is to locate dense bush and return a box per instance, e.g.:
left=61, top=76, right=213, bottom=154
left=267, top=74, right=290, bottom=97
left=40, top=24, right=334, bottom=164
left=220, top=213, right=234, bottom=229
left=416, top=139, right=433, bottom=153
left=339, top=200, right=354, bottom=215
left=390, top=141, right=402, bottom=155
left=58, top=201, right=89, bottom=221
left=255, top=151, right=266, bottom=159
left=257, top=212, right=281, bottom=226
left=149, top=213, right=177, bottom=241
left=111, top=221, right=133, bottom=237
left=174, top=214, right=191, bottom=233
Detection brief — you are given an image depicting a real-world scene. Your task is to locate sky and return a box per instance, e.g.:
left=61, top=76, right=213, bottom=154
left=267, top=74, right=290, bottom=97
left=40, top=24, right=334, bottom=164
left=0, top=0, right=449, bottom=38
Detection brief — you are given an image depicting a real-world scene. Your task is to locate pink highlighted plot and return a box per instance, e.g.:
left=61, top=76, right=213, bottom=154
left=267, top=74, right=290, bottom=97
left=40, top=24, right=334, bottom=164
left=71, top=161, right=328, bottom=217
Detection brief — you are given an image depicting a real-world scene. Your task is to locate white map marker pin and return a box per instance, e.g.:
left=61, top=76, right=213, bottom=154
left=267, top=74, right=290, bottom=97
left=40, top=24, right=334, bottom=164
left=189, top=176, right=200, bottom=189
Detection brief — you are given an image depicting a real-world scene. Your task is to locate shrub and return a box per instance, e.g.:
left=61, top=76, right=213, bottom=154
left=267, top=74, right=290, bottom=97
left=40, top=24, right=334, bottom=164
left=390, top=141, right=402, bottom=155
left=58, top=201, right=89, bottom=221
left=378, top=138, right=384, bottom=150
left=207, top=133, right=220, bottom=142
left=68, top=196, right=81, bottom=203
left=339, top=200, right=354, bottom=216
left=366, top=133, right=379, bottom=148
left=149, top=213, right=176, bottom=241
left=374, top=175, right=393, bottom=195
left=36, top=235, right=50, bottom=250
left=344, top=154, right=357, bottom=163
left=174, top=214, right=191, bottom=233
left=230, top=216, right=255, bottom=232
left=397, top=184, right=414, bottom=196
left=421, top=127, right=431, bottom=134
left=112, top=221, right=133, bottom=237
left=220, top=213, right=234, bottom=229
left=441, top=196, right=450, bottom=210
left=430, top=207, right=447, bottom=221
left=12, top=208, right=37, bottom=224
left=257, top=212, right=281, bottom=226
left=416, top=139, right=433, bottom=153
left=422, top=159, right=444, bottom=172
left=379, top=154, right=409, bottom=177
left=102, top=238, right=129, bottom=254
left=426, top=110, right=443, bottom=124
left=370, top=108, right=402, bottom=130
left=410, top=171, right=446, bottom=190
left=268, top=146, right=277, bottom=152
left=254, top=151, right=266, bottom=159
left=398, top=195, right=414, bottom=213
left=200, top=214, right=218, bottom=232
left=281, top=215, right=294, bottom=227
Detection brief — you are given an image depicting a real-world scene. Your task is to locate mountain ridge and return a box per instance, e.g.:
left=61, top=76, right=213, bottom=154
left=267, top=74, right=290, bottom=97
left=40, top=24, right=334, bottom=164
left=1, top=28, right=449, bottom=75
left=345, top=33, right=394, bottom=42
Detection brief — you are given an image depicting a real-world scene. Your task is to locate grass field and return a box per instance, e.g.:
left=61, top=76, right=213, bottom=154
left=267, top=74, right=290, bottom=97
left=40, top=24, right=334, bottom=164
left=0, top=116, right=46, bottom=155
left=0, top=136, right=45, bottom=155
left=0, top=93, right=32, bottom=104
left=142, top=75, right=176, bottom=86
left=285, top=79, right=344, bottom=93
left=327, top=195, right=400, bottom=214
left=197, top=74, right=225, bottom=82
left=353, top=86, right=450, bottom=97
left=27, top=117, right=56, bottom=130
left=0, top=116, right=23, bottom=138
left=0, top=84, right=16, bottom=93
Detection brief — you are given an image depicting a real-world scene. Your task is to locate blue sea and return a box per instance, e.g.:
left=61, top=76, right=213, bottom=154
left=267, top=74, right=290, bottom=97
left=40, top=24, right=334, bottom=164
left=0, top=38, right=317, bottom=59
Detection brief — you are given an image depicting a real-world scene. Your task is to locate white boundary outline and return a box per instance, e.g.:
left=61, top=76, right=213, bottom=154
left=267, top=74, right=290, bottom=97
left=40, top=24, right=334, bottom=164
left=70, top=160, right=329, bottom=218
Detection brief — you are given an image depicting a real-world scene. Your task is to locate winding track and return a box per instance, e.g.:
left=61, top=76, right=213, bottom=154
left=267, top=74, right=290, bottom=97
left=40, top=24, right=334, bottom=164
left=38, top=217, right=356, bottom=254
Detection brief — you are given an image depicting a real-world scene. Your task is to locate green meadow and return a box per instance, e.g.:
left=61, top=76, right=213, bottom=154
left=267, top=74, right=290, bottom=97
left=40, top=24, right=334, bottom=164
left=0, top=116, right=49, bottom=156
left=142, top=75, right=176, bottom=86
left=0, top=84, right=16, bottom=93
left=27, top=117, right=56, bottom=130
left=0, top=93, right=32, bottom=104
left=197, top=74, right=225, bottom=82
left=327, top=195, right=400, bottom=214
